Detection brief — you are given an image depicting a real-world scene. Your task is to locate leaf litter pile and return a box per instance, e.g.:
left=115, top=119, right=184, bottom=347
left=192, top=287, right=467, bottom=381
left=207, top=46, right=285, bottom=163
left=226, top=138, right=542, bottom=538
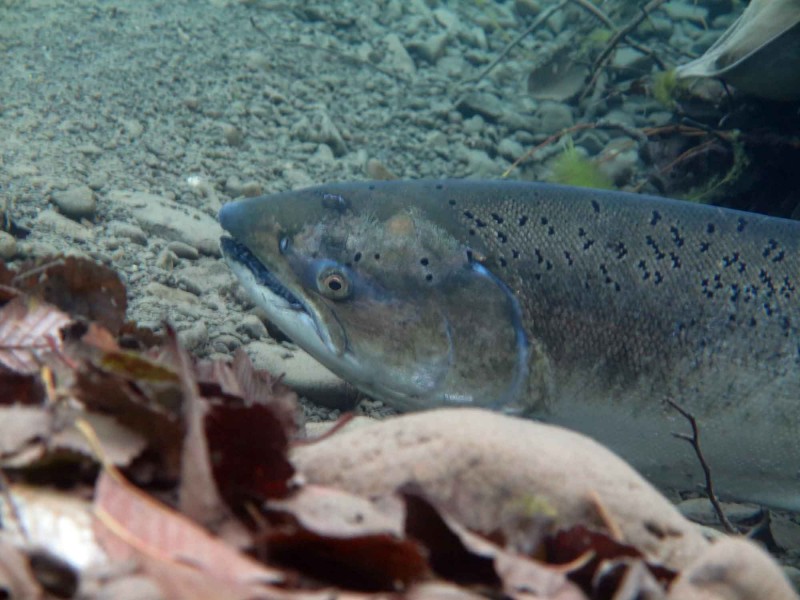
left=0, top=256, right=795, bottom=600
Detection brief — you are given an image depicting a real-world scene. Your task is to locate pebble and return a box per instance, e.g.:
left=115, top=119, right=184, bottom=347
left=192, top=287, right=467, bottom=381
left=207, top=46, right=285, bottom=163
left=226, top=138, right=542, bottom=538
left=245, top=340, right=359, bottom=409
left=676, top=498, right=762, bottom=526
left=457, top=92, right=505, bottom=122
left=178, top=320, right=208, bottom=352
left=144, top=282, right=200, bottom=308
left=35, top=210, right=95, bottom=242
left=237, top=314, right=268, bottom=340
left=166, top=241, right=199, bottom=260
left=109, top=222, right=148, bottom=246
left=663, top=1, right=708, bottom=24
left=384, top=33, right=416, bottom=76
left=531, top=101, right=574, bottom=133
left=365, top=158, right=397, bottom=180
left=408, top=31, right=450, bottom=64
left=222, top=124, right=242, bottom=146
left=0, top=231, right=16, bottom=260
left=108, top=190, right=222, bottom=250
left=51, top=185, right=96, bottom=221
left=497, top=138, right=525, bottom=161
left=514, top=0, right=541, bottom=18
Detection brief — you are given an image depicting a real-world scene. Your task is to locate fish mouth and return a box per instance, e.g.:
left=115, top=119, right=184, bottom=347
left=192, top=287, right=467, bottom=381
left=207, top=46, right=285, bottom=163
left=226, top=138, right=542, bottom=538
left=219, top=235, right=346, bottom=359
left=219, top=237, right=303, bottom=310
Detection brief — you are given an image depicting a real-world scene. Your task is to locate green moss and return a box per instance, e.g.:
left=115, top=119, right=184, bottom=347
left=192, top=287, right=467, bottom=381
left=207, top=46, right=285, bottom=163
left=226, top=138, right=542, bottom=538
left=548, top=140, right=613, bottom=189
left=652, top=69, right=685, bottom=108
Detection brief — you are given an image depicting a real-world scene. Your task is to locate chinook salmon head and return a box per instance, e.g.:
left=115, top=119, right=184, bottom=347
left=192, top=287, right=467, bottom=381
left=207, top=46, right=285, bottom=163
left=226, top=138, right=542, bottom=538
left=219, top=181, right=529, bottom=411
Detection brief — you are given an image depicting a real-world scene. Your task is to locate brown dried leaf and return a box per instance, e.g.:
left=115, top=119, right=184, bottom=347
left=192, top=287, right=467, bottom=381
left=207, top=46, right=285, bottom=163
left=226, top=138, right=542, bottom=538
left=0, top=540, right=44, bottom=599
left=546, top=526, right=675, bottom=594
left=0, top=296, right=71, bottom=375
left=73, top=351, right=183, bottom=477
left=268, top=485, right=405, bottom=539
left=163, top=326, right=228, bottom=528
left=0, top=405, right=52, bottom=459
left=197, top=349, right=297, bottom=431
left=50, top=411, right=147, bottom=468
left=205, top=401, right=295, bottom=505
left=12, top=256, right=127, bottom=335
left=0, top=371, right=43, bottom=406
left=263, top=522, right=428, bottom=591
left=93, top=470, right=284, bottom=588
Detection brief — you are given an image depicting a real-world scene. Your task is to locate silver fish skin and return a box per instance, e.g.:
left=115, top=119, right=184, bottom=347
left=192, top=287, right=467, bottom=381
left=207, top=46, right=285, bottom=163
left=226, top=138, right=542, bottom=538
left=219, top=180, right=799, bottom=510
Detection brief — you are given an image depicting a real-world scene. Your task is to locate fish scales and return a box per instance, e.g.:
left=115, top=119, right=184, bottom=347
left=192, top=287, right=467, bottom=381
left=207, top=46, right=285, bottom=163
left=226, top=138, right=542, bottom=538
left=219, top=180, right=800, bottom=509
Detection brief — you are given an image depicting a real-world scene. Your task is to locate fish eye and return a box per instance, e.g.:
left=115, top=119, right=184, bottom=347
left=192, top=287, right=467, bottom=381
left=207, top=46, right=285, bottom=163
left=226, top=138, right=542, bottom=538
left=278, top=236, right=289, bottom=254
left=317, top=266, right=352, bottom=300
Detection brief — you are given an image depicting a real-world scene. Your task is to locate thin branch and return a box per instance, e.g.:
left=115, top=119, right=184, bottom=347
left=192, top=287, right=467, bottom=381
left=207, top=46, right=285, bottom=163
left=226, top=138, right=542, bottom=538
left=665, top=398, right=736, bottom=534
left=465, top=0, right=568, bottom=88
left=580, top=0, right=669, bottom=101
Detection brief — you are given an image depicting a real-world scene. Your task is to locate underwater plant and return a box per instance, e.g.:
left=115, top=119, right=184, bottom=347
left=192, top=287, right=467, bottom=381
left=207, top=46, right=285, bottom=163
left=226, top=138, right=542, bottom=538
left=652, top=69, right=686, bottom=108
left=548, top=139, right=613, bottom=189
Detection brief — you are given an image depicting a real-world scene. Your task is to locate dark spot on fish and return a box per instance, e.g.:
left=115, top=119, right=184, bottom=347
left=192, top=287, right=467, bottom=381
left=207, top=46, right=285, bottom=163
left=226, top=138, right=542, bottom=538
left=582, top=239, right=594, bottom=250
left=737, top=217, right=747, bottom=232
left=773, top=250, right=785, bottom=263
left=645, top=236, right=665, bottom=260
left=591, top=200, right=600, bottom=213
left=669, top=226, right=684, bottom=247
left=322, top=193, right=348, bottom=211
left=535, top=249, right=544, bottom=264
left=374, top=253, right=381, bottom=260
left=670, top=252, right=681, bottom=269
left=548, top=226, right=555, bottom=236
left=706, top=223, right=716, bottom=234
left=476, top=219, right=487, bottom=228
left=497, top=231, right=507, bottom=243
left=614, top=241, right=627, bottom=259
left=499, top=257, right=507, bottom=267
left=464, top=210, right=474, bottom=220
left=436, top=184, right=444, bottom=190
left=545, top=260, right=553, bottom=271
left=518, top=215, right=528, bottom=226
left=750, top=317, right=757, bottom=327
left=654, top=271, right=663, bottom=285
left=466, top=249, right=474, bottom=262
left=564, top=251, right=573, bottom=266
left=578, top=227, right=586, bottom=237
left=540, top=217, right=548, bottom=225
left=354, top=252, right=362, bottom=262
left=420, top=257, right=429, bottom=266
left=650, top=211, right=661, bottom=226
left=699, top=241, right=710, bottom=253
left=468, top=229, right=476, bottom=236
left=425, top=274, right=433, bottom=282
left=448, top=198, right=455, bottom=205
left=512, top=249, right=520, bottom=259
left=491, top=213, right=504, bottom=224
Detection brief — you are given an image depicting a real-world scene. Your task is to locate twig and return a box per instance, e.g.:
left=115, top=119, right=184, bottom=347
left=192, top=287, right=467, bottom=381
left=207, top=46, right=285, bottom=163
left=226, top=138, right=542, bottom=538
left=249, top=17, right=409, bottom=83
left=665, top=399, right=736, bottom=534
left=465, top=0, right=568, bottom=88
left=502, top=120, right=649, bottom=177
left=580, top=0, right=669, bottom=101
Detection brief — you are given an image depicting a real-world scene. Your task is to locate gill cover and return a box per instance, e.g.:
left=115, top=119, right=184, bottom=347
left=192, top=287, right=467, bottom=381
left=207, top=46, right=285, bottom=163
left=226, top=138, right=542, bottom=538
left=277, top=207, right=530, bottom=410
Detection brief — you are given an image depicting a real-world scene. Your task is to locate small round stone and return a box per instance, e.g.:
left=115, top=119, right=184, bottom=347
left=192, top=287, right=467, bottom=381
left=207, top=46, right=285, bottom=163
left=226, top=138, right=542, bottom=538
left=51, top=185, right=96, bottom=221
left=0, top=231, right=16, bottom=260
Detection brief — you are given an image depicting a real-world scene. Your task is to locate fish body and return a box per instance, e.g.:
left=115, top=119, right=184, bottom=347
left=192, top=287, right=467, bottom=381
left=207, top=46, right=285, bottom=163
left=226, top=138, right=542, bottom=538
left=219, top=180, right=799, bottom=509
